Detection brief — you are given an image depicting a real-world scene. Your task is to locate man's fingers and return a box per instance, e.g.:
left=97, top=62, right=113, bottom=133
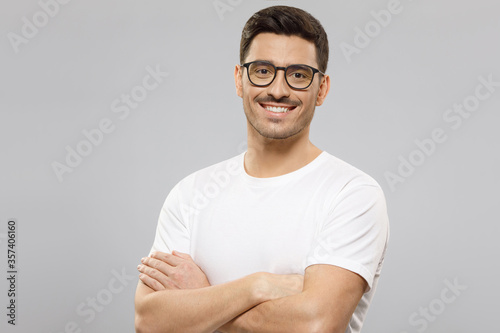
left=137, top=264, right=179, bottom=290
left=141, top=257, right=175, bottom=276
left=138, top=263, right=166, bottom=281
left=138, top=262, right=171, bottom=286
left=141, top=251, right=210, bottom=290
left=139, top=273, right=166, bottom=292
left=150, top=251, right=183, bottom=266
left=172, top=250, right=192, bottom=260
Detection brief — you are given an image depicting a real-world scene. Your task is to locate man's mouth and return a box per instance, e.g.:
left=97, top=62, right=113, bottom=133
left=260, top=103, right=297, bottom=114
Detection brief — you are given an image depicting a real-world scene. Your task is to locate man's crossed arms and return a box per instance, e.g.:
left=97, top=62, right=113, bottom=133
left=134, top=250, right=366, bottom=333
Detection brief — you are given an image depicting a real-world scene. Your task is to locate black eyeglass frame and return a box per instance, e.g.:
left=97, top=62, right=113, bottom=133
left=241, top=61, right=325, bottom=90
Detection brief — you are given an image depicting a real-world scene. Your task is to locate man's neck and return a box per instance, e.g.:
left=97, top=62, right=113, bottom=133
left=244, top=126, right=322, bottom=178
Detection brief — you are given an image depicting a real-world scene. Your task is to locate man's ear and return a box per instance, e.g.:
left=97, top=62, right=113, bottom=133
left=316, top=74, right=331, bottom=106
left=234, top=65, right=243, bottom=98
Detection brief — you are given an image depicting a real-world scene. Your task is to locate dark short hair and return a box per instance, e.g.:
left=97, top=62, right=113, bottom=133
left=240, top=6, right=329, bottom=73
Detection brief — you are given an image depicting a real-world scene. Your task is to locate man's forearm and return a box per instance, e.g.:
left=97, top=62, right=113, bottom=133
left=135, top=273, right=267, bottom=333
left=219, top=265, right=366, bottom=333
left=219, top=290, right=323, bottom=333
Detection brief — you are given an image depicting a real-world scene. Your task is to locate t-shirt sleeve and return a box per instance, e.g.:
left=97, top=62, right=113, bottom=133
left=149, top=183, right=191, bottom=256
left=306, top=183, right=389, bottom=291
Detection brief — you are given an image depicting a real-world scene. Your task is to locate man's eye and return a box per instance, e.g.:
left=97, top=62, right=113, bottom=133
left=290, top=72, right=309, bottom=80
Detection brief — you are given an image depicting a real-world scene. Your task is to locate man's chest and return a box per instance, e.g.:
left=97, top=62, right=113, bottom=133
left=189, top=189, right=324, bottom=285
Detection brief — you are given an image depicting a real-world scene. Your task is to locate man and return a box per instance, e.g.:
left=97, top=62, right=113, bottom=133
left=135, top=5, right=389, bottom=333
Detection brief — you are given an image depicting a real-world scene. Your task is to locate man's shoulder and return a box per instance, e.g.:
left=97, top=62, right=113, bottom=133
left=175, top=153, right=244, bottom=190
left=318, top=151, right=382, bottom=190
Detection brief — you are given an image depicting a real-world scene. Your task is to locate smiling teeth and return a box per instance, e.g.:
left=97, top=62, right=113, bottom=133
left=266, top=106, right=290, bottom=113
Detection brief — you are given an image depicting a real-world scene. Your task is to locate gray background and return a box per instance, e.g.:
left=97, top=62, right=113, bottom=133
left=1, top=0, right=499, bottom=332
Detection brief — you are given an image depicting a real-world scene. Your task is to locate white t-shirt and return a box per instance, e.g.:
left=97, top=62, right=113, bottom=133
left=150, top=151, right=390, bottom=333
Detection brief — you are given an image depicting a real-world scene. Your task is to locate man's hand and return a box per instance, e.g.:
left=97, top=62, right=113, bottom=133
left=137, top=251, right=211, bottom=291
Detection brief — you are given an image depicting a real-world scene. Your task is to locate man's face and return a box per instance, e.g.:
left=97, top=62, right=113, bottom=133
left=235, top=33, right=330, bottom=141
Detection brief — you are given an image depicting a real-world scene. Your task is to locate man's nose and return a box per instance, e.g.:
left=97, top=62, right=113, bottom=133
left=267, top=69, right=291, bottom=99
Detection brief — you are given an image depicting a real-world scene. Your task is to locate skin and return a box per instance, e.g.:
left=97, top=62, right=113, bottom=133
left=236, top=33, right=330, bottom=178
left=135, top=252, right=303, bottom=333
left=135, top=33, right=367, bottom=333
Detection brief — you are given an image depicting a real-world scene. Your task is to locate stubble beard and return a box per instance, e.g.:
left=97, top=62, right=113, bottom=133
left=242, top=93, right=316, bottom=141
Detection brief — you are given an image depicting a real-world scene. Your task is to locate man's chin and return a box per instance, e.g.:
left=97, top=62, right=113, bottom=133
left=253, top=126, right=303, bottom=141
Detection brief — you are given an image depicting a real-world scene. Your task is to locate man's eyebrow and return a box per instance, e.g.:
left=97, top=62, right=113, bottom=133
left=250, top=59, right=273, bottom=63
left=249, top=59, right=309, bottom=67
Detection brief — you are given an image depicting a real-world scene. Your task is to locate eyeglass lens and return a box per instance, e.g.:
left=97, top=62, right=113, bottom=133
left=248, top=62, right=315, bottom=89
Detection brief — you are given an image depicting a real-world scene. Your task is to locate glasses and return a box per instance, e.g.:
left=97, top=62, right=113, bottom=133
left=241, top=61, right=325, bottom=90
